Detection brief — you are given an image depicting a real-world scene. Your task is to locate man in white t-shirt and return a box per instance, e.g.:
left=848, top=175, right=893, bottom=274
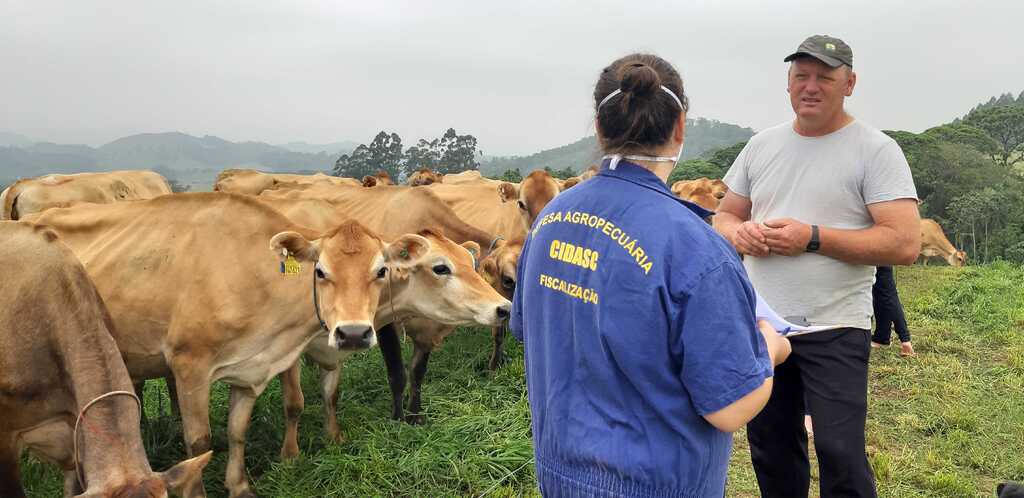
left=715, top=35, right=921, bottom=497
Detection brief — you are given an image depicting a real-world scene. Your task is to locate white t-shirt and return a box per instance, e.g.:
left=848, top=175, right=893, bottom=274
left=723, top=119, right=918, bottom=330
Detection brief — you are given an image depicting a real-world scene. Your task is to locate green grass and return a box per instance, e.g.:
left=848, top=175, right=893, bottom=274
left=20, top=265, right=1024, bottom=497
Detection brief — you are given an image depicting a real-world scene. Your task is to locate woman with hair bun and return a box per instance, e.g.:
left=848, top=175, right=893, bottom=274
left=510, top=53, right=791, bottom=497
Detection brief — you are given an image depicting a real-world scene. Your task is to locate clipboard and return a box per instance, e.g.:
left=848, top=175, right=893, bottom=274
left=755, top=292, right=839, bottom=336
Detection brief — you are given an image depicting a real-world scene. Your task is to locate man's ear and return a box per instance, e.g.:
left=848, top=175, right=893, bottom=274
left=846, top=69, right=857, bottom=96
left=384, top=234, right=430, bottom=268
left=497, top=183, right=519, bottom=203
left=270, top=231, right=321, bottom=262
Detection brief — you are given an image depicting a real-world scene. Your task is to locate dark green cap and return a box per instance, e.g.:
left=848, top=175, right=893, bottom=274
left=783, top=35, right=853, bottom=68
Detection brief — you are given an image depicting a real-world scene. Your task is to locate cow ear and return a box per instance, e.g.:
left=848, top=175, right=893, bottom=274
left=384, top=234, right=430, bottom=268
left=271, top=231, right=321, bottom=263
left=160, top=451, right=212, bottom=496
left=497, top=183, right=519, bottom=203
left=562, top=177, right=579, bottom=190
left=461, top=241, right=481, bottom=262
left=362, top=176, right=378, bottom=187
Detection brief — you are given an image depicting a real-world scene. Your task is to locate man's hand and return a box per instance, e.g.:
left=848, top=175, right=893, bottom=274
left=731, top=221, right=771, bottom=257
left=763, top=218, right=813, bottom=256
left=757, top=319, right=792, bottom=367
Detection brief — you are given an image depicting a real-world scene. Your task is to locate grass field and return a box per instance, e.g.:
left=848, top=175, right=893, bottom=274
left=20, top=264, right=1024, bottom=497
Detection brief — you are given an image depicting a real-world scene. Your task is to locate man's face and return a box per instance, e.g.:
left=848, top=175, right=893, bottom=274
left=787, top=57, right=856, bottom=122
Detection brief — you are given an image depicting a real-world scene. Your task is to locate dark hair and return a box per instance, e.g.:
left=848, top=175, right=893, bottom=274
left=594, top=54, right=688, bottom=153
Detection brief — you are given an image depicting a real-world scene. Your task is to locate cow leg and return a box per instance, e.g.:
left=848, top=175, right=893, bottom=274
left=165, top=374, right=181, bottom=419
left=320, top=365, right=343, bottom=443
left=278, top=361, right=303, bottom=460
left=0, top=434, right=26, bottom=498
left=225, top=386, right=258, bottom=498
left=405, top=341, right=433, bottom=425
left=174, top=367, right=213, bottom=464
left=488, top=324, right=507, bottom=371
left=133, top=379, right=148, bottom=425
left=377, top=324, right=407, bottom=421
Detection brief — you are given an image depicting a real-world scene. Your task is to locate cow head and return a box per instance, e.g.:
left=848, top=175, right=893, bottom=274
left=74, top=451, right=212, bottom=498
left=408, top=168, right=443, bottom=186
left=479, top=237, right=524, bottom=300
left=950, top=250, right=967, bottom=267
left=362, top=170, right=394, bottom=188
left=271, top=220, right=430, bottom=350
left=386, top=229, right=511, bottom=327
left=499, top=170, right=560, bottom=231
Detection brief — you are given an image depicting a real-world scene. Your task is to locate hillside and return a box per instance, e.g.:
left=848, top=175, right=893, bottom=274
left=481, top=117, right=754, bottom=176
left=0, top=132, right=341, bottom=189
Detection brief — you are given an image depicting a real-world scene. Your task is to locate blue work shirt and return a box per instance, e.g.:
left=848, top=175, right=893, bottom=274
left=510, top=159, right=772, bottom=498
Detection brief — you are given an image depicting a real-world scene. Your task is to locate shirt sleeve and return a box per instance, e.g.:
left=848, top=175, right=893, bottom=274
left=509, top=235, right=530, bottom=341
left=863, top=139, right=919, bottom=205
left=677, top=262, right=773, bottom=416
left=722, top=142, right=753, bottom=198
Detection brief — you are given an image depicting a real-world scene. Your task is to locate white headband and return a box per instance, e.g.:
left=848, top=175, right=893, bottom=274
left=598, top=86, right=684, bottom=111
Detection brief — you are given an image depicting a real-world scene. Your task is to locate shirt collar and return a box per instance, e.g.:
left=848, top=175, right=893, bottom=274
left=597, top=158, right=715, bottom=219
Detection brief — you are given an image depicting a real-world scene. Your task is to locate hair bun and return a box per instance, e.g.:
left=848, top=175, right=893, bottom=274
left=619, top=63, right=660, bottom=96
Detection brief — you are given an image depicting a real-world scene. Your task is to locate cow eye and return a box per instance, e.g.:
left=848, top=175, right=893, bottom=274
left=501, top=276, right=516, bottom=291
left=432, top=264, right=451, bottom=276
left=517, top=200, right=527, bottom=211
left=376, top=267, right=388, bottom=279
left=315, top=266, right=326, bottom=280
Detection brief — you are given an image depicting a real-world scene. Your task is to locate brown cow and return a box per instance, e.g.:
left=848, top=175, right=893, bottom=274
left=561, top=165, right=599, bottom=190
left=920, top=218, right=966, bottom=266
left=29, top=192, right=509, bottom=498
left=497, top=169, right=563, bottom=232
left=258, top=183, right=518, bottom=423
left=213, top=169, right=358, bottom=195
left=0, top=222, right=210, bottom=498
left=361, top=170, right=394, bottom=187
left=670, top=177, right=728, bottom=212
left=1, top=170, right=172, bottom=220
left=407, top=168, right=444, bottom=186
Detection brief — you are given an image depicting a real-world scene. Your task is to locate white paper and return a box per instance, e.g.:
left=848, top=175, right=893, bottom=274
left=754, top=292, right=838, bottom=336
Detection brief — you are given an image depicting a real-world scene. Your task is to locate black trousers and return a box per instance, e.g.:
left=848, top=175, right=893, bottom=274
left=871, top=266, right=910, bottom=344
left=748, top=328, right=877, bottom=498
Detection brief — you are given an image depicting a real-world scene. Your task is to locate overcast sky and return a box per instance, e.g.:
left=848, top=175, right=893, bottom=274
left=2, top=0, right=1022, bottom=156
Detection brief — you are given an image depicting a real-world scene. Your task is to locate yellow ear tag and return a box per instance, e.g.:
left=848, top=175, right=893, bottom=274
left=283, top=255, right=302, bottom=275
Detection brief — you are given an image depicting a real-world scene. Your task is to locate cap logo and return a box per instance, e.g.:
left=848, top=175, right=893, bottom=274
left=825, top=43, right=836, bottom=51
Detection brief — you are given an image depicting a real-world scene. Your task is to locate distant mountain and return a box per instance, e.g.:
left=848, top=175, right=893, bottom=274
left=275, top=141, right=359, bottom=155
left=0, top=132, right=345, bottom=189
left=481, top=117, right=755, bottom=176
left=0, top=131, right=35, bottom=148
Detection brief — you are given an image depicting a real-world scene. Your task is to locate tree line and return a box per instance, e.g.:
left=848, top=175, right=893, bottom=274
left=333, top=128, right=481, bottom=181
left=665, top=91, right=1024, bottom=264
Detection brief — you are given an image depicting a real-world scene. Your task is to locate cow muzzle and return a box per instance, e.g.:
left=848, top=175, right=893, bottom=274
left=331, top=323, right=375, bottom=350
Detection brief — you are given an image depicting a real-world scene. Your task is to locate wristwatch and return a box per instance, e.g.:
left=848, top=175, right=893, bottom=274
left=806, top=225, right=820, bottom=252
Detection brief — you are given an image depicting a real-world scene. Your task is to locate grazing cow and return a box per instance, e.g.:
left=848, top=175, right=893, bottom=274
left=407, top=168, right=444, bottom=186
left=361, top=170, right=394, bottom=187
left=213, top=169, right=358, bottom=195
left=1, top=170, right=172, bottom=220
left=919, top=218, right=966, bottom=266
left=0, top=222, right=210, bottom=498
left=29, top=192, right=509, bottom=498
left=670, top=177, right=728, bottom=212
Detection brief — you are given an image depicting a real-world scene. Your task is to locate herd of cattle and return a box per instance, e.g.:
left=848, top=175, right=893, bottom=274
left=0, top=166, right=965, bottom=497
